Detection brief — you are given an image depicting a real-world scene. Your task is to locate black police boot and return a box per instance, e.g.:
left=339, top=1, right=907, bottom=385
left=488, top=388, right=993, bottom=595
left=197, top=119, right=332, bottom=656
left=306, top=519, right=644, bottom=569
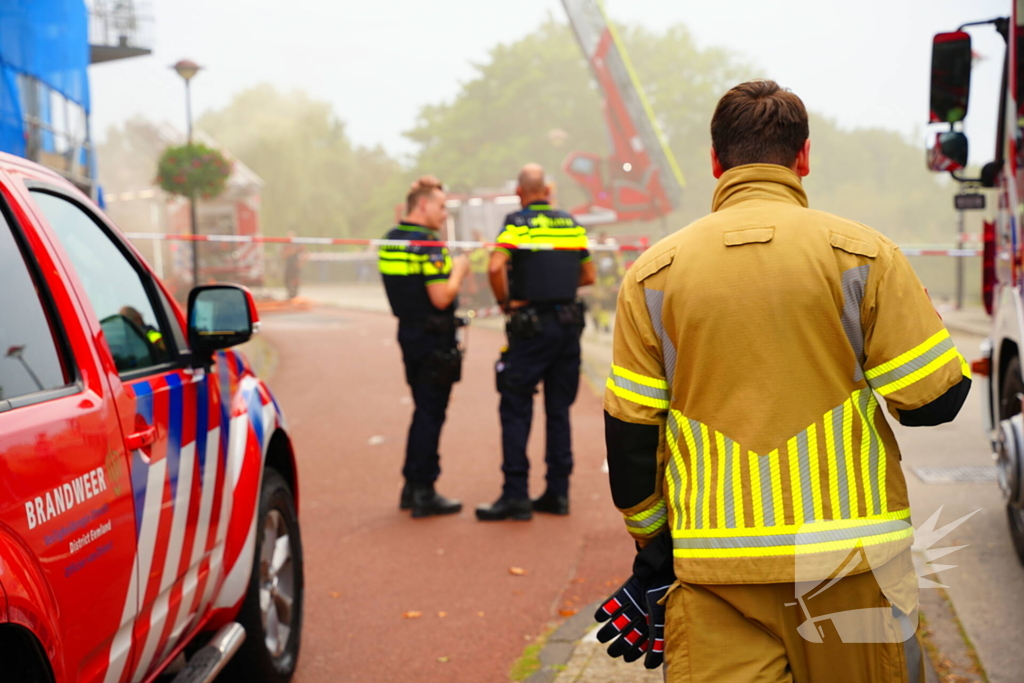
left=532, top=491, right=569, bottom=515
left=399, top=481, right=413, bottom=511
left=475, top=496, right=533, bottom=521
left=411, top=483, right=462, bottom=519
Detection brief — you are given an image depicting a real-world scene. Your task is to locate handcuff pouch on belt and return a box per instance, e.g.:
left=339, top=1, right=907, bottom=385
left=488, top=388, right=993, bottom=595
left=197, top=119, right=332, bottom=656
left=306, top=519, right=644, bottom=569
left=507, top=301, right=585, bottom=340
left=555, top=301, right=586, bottom=327
left=418, top=347, right=463, bottom=387
left=506, top=309, right=543, bottom=340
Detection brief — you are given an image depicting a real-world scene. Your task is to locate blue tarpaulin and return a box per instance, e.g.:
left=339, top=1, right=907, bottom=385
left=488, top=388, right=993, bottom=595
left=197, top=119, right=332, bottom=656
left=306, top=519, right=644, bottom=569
left=0, top=0, right=89, bottom=158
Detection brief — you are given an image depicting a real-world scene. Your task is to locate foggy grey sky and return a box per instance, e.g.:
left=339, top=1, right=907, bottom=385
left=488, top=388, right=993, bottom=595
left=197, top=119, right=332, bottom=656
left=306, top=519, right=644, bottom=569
left=90, top=0, right=1006, bottom=168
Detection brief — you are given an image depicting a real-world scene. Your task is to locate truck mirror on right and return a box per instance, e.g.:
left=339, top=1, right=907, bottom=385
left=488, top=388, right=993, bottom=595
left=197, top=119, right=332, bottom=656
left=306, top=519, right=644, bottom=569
left=930, top=31, right=973, bottom=123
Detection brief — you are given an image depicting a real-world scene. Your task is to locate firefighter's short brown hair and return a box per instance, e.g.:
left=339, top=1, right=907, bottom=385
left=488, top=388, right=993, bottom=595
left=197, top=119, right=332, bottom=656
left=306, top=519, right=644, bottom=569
left=711, top=80, right=809, bottom=171
left=406, top=175, right=444, bottom=214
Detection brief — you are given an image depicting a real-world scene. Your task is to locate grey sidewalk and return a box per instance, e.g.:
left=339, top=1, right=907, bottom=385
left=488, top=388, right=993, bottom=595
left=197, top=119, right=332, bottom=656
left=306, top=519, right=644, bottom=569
left=547, top=626, right=662, bottom=683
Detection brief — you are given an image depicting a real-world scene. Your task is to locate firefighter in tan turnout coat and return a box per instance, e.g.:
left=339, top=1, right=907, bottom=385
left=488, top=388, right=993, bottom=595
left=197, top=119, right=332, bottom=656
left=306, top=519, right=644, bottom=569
left=593, top=80, right=972, bottom=682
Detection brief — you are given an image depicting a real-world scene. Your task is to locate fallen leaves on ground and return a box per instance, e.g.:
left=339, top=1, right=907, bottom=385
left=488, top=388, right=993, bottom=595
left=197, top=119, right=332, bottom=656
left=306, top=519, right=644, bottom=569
left=328, top=591, right=341, bottom=598
left=437, top=612, right=447, bottom=618
left=402, top=611, right=423, bottom=619
left=559, top=609, right=579, bottom=617
left=437, top=656, right=450, bottom=663
left=509, top=566, right=528, bottom=576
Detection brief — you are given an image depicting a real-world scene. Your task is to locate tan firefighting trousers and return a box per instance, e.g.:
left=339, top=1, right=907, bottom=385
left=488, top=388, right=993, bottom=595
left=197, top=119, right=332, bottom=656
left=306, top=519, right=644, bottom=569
left=663, top=553, right=925, bottom=683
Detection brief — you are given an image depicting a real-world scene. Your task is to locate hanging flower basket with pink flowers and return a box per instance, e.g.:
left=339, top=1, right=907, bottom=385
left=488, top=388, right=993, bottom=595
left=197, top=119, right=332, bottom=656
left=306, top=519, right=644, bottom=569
left=156, top=143, right=232, bottom=199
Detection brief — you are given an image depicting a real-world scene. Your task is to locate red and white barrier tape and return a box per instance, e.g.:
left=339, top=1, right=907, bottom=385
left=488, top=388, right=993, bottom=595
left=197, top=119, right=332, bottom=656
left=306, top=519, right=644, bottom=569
left=123, top=232, right=645, bottom=253
left=901, top=248, right=980, bottom=257
left=123, top=232, right=980, bottom=257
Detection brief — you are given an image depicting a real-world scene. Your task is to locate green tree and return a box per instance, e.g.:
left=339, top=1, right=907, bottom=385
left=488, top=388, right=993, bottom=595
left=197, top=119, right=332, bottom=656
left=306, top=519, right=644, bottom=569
left=198, top=84, right=402, bottom=239
left=405, top=18, right=956, bottom=248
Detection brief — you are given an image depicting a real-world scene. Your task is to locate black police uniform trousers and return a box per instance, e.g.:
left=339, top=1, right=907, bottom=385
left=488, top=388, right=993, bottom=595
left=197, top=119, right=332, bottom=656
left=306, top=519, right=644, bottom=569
left=498, top=315, right=581, bottom=500
left=398, top=321, right=457, bottom=485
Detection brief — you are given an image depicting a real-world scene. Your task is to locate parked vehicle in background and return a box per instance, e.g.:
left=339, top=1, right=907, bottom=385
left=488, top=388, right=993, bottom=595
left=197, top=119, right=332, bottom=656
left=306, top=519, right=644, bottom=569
left=0, top=151, right=303, bottom=682
left=926, top=7, right=1024, bottom=563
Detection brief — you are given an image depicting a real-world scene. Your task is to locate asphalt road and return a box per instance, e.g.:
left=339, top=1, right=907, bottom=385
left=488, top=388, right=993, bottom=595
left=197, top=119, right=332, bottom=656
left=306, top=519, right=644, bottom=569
left=259, top=307, right=1024, bottom=683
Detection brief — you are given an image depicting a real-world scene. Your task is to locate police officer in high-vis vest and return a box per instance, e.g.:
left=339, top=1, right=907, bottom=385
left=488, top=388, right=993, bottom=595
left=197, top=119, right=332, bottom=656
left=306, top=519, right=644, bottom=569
left=476, top=164, right=596, bottom=521
left=379, top=176, right=468, bottom=518
left=594, top=81, right=971, bottom=681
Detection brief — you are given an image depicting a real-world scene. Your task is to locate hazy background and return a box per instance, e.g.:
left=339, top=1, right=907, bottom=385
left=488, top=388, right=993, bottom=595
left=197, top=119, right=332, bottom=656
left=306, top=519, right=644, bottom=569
left=91, top=0, right=1006, bottom=302
left=90, top=0, right=1005, bottom=162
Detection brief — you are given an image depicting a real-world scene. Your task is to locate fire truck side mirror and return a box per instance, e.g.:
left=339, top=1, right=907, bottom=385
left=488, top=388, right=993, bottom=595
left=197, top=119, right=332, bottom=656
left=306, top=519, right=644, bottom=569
left=929, top=31, right=972, bottom=124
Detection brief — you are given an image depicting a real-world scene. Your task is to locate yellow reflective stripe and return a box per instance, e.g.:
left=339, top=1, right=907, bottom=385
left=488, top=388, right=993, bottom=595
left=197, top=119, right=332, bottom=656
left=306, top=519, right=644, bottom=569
left=624, top=500, right=668, bottom=536
left=670, top=508, right=911, bottom=538
left=851, top=390, right=876, bottom=516
left=673, top=524, right=913, bottom=558
left=715, top=432, right=727, bottom=529
left=624, top=499, right=666, bottom=523
left=379, top=261, right=420, bottom=275
left=605, top=378, right=671, bottom=409
left=496, top=227, right=522, bottom=245
left=146, top=330, right=162, bottom=343
left=824, top=407, right=841, bottom=520
left=665, top=422, right=684, bottom=531
left=843, top=398, right=857, bottom=517
left=865, top=329, right=951, bottom=380
left=768, top=449, right=784, bottom=526
left=611, top=365, right=669, bottom=389
left=872, top=392, right=888, bottom=513
left=807, top=424, right=824, bottom=522
left=700, top=423, right=712, bottom=529
left=787, top=435, right=804, bottom=525
left=731, top=441, right=745, bottom=528
left=425, top=278, right=448, bottom=286
left=748, top=450, right=764, bottom=528
left=527, top=227, right=586, bottom=236
left=679, top=416, right=699, bottom=529
left=379, top=250, right=429, bottom=261
left=961, top=354, right=972, bottom=378
left=873, top=348, right=960, bottom=396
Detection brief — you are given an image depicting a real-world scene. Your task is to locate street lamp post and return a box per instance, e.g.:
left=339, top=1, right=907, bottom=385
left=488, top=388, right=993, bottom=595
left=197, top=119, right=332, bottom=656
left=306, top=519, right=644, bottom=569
left=173, top=59, right=202, bottom=288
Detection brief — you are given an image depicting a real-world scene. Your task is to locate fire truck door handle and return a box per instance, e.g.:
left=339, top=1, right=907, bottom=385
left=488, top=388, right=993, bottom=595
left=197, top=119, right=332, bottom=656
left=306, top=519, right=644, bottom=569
left=126, top=425, right=157, bottom=451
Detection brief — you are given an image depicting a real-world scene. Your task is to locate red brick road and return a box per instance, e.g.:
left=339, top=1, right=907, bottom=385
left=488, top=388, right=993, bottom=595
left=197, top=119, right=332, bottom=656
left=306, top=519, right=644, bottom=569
left=261, top=307, right=632, bottom=682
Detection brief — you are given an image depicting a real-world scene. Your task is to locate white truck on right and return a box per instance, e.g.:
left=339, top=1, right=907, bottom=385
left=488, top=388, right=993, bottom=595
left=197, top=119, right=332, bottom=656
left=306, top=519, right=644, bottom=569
left=927, top=4, right=1024, bottom=562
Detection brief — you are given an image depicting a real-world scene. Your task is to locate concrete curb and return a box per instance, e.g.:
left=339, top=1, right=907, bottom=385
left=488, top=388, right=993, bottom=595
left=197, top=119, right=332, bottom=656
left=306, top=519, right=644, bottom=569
left=524, top=600, right=603, bottom=683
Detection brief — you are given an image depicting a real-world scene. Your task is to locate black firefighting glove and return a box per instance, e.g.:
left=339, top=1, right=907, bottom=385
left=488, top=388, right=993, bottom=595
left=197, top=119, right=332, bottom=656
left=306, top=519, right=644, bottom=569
left=594, top=531, right=674, bottom=668
left=594, top=575, right=651, bottom=662
left=643, top=582, right=671, bottom=669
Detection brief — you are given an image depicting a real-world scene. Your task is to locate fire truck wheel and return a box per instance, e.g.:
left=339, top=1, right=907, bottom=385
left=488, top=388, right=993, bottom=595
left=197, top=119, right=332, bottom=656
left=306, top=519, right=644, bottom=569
left=1001, top=356, right=1024, bottom=565
left=223, top=467, right=304, bottom=682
